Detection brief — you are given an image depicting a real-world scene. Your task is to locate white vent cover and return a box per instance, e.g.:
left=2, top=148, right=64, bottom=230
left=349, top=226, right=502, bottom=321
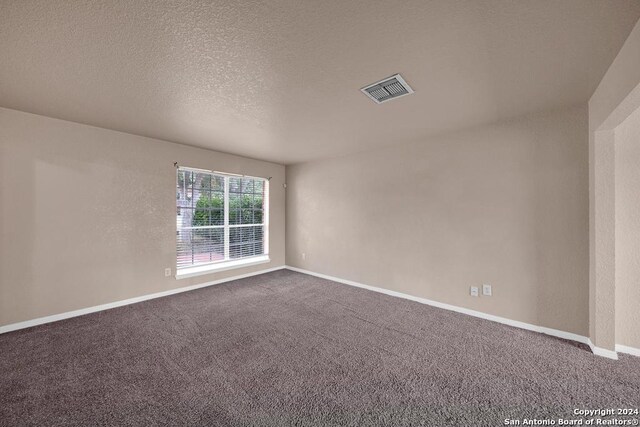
left=361, top=74, right=414, bottom=104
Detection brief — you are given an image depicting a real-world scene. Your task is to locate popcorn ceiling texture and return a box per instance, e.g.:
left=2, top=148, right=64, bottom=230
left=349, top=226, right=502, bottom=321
left=1, top=0, right=639, bottom=164
left=1, top=270, right=639, bottom=426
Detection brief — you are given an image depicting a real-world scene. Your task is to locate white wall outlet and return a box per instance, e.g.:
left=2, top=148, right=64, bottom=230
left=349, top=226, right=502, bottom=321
left=302, top=253, right=306, bottom=260
left=164, top=268, right=172, bottom=277
left=482, top=284, right=492, bottom=296
left=470, top=286, right=479, bottom=297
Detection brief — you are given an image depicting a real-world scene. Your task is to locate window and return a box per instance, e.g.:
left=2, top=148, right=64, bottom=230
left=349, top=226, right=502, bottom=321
left=176, top=167, right=269, bottom=277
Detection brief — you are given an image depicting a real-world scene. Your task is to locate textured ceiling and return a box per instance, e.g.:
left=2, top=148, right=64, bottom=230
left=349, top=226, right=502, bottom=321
left=1, top=1, right=639, bottom=164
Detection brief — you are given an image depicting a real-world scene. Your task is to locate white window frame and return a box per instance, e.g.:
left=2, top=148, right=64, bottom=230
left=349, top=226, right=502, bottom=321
left=175, top=167, right=269, bottom=279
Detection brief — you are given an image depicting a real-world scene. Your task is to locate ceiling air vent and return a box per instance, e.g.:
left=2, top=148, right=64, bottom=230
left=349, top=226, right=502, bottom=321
left=361, top=74, right=414, bottom=104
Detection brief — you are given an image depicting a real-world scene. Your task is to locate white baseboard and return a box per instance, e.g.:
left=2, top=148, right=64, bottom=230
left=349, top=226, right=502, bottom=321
left=0, top=265, right=286, bottom=335
left=616, top=344, right=640, bottom=357
left=588, top=340, right=619, bottom=360
left=285, top=266, right=621, bottom=359
left=1, top=263, right=629, bottom=362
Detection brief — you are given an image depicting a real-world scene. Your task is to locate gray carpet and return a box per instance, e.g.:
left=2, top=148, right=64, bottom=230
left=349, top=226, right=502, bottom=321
left=1, top=269, right=639, bottom=426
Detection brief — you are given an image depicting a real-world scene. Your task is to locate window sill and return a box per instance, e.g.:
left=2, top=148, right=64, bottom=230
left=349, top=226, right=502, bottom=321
left=175, top=255, right=270, bottom=280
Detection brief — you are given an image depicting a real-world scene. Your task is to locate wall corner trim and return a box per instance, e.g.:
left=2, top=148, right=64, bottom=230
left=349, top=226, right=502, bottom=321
left=588, top=340, right=619, bottom=360
left=284, top=266, right=619, bottom=360
left=0, top=265, right=286, bottom=335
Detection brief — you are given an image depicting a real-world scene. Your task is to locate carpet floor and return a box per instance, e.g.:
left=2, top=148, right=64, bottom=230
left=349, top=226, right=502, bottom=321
left=1, top=269, right=639, bottom=426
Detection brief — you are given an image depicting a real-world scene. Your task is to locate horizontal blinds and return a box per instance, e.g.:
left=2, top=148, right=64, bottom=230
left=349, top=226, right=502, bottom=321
left=176, top=168, right=266, bottom=269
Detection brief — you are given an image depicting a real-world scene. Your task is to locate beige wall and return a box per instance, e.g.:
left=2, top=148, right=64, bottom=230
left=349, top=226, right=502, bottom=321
left=615, top=107, right=640, bottom=349
left=286, top=105, right=589, bottom=336
left=589, top=18, right=640, bottom=350
left=0, top=107, right=285, bottom=327
left=589, top=19, right=640, bottom=135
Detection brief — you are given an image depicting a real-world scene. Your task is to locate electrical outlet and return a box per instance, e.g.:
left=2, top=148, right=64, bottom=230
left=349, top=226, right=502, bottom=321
left=482, top=284, right=492, bottom=296
left=470, top=286, right=479, bottom=297
left=164, top=268, right=172, bottom=277
left=302, top=253, right=306, bottom=260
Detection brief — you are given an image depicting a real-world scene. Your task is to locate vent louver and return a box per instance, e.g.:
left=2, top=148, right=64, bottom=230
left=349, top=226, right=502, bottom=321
left=361, top=74, right=414, bottom=104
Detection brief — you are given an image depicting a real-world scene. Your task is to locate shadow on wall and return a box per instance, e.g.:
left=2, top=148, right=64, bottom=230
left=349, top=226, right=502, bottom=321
left=0, top=135, right=35, bottom=323
left=0, top=117, right=175, bottom=325
left=531, top=108, right=589, bottom=336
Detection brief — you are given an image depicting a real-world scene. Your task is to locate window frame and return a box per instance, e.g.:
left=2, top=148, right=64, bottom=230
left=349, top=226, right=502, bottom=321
left=175, top=167, right=269, bottom=279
